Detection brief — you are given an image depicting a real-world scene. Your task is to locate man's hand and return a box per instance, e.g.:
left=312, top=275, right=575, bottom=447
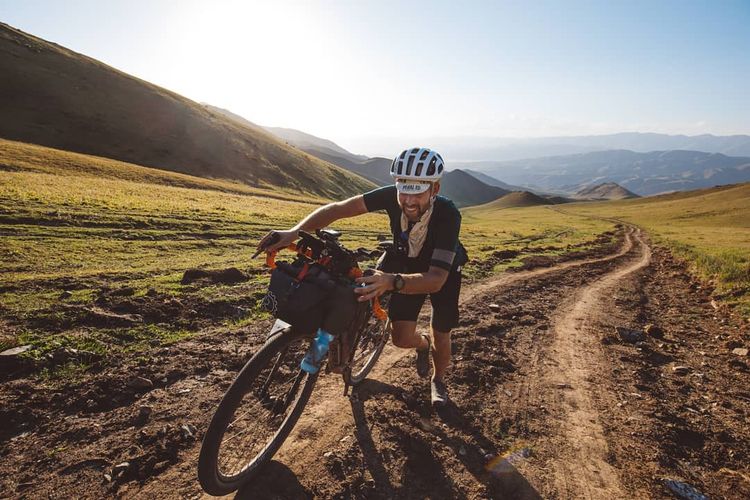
left=354, top=270, right=394, bottom=302
left=255, top=229, right=298, bottom=256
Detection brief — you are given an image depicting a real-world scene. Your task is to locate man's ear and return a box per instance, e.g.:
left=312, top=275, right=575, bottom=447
left=431, top=181, right=441, bottom=196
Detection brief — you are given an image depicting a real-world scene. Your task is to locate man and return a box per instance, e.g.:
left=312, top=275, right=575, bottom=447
left=257, top=147, right=465, bottom=407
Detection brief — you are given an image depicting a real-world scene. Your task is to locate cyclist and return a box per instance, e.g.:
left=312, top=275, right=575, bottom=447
left=257, top=147, right=465, bottom=407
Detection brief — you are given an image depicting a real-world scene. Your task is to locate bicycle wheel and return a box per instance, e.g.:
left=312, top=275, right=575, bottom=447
left=345, top=298, right=391, bottom=386
left=198, top=328, right=318, bottom=496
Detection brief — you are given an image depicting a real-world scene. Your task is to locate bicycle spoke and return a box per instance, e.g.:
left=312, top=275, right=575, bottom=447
left=216, top=336, right=311, bottom=478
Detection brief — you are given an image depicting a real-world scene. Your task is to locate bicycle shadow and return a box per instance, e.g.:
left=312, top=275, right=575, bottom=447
left=350, top=378, right=541, bottom=499
left=234, top=460, right=313, bottom=499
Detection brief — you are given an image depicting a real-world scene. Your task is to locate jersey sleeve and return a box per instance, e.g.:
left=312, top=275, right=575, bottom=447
left=362, top=185, right=398, bottom=213
left=430, top=202, right=462, bottom=271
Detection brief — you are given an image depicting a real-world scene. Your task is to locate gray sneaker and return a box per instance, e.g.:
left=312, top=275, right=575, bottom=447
left=431, top=379, right=449, bottom=407
left=415, top=334, right=431, bottom=378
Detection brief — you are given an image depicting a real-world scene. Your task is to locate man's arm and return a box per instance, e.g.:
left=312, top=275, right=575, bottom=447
left=354, top=266, right=449, bottom=302
left=293, top=195, right=368, bottom=232
left=256, top=195, right=368, bottom=253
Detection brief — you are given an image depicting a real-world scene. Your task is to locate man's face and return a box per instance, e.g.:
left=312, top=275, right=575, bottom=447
left=397, top=182, right=438, bottom=222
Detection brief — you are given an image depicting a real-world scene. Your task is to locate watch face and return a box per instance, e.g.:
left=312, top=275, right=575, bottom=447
left=394, top=274, right=404, bottom=291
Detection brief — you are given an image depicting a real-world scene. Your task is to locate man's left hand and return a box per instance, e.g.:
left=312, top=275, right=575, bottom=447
left=354, top=271, right=394, bottom=302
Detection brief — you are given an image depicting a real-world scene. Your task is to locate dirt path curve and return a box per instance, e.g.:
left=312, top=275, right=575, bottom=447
left=538, top=228, right=651, bottom=498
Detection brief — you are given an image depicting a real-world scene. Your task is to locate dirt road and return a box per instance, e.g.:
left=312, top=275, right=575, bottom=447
left=2, top=226, right=749, bottom=499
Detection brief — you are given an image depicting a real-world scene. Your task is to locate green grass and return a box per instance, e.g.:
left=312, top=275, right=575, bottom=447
left=461, top=203, right=617, bottom=278
left=559, top=183, right=750, bottom=316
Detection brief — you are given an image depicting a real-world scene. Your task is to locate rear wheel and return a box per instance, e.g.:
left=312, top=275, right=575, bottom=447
left=345, top=297, right=391, bottom=386
left=198, top=328, right=317, bottom=496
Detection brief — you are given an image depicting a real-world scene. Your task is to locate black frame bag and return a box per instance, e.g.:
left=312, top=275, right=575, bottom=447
left=261, top=261, right=336, bottom=328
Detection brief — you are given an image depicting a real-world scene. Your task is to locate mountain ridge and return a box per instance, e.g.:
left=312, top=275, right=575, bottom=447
left=0, top=23, right=375, bottom=199
left=456, top=149, right=750, bottom=196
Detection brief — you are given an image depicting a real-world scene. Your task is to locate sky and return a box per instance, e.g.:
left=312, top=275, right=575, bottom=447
left=2, top=0, right=749, bottom=156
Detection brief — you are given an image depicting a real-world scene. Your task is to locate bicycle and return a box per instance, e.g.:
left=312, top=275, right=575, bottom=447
left=197, top=229, right=392, bottom=495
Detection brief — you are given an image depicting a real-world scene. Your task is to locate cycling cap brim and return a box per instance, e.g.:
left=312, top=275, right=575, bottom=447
left=395, top=180, right=432, bottom=194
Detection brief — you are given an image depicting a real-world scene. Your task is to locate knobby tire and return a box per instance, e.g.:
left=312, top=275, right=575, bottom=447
left=198, top=328, right=317, bottom=496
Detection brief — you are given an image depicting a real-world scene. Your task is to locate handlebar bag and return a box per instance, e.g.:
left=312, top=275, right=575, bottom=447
left=262, top=262, right=336, bottom=326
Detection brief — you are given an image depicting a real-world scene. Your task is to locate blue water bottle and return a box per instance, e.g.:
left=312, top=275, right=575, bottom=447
left=300, top=328, right=334, bottom=374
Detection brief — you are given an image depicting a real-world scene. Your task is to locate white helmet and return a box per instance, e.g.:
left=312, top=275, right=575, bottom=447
left=390, top=147, right=445, bottom=184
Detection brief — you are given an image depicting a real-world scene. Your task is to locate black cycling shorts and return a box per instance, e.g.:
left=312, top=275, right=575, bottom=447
left=388, top=270, right=461, bottom=332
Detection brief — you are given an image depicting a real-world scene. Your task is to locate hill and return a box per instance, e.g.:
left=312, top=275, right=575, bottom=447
left=457, top=150, right=750, bottom=195
left=574, top=182, right=638, bottom=200
left=0, top=23, right=374, bottom=199
left=262, top=126, right=369, bottom=164
left=467, top=191, right=553, bottom=212
left=438, top=169, right=509, bottom=208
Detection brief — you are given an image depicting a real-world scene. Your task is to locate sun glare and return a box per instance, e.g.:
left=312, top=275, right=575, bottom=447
left=167, top=1, right=363, bottom=137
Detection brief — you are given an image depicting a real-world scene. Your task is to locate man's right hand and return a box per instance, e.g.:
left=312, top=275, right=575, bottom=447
left=255, top=229, right=298, bottom=256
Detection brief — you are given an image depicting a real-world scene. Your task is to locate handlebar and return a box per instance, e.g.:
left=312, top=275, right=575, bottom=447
left=257, top=228, right=389, bottom=318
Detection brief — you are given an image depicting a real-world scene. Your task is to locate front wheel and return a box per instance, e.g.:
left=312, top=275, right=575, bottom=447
left=198, top=328, right=317, bottom=496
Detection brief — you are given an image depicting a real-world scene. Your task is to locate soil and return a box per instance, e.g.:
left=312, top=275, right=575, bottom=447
left=2, top=226, right=749, bottom=499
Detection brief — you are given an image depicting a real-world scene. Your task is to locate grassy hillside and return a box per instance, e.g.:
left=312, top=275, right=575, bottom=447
left=0, top=23, right=374, bottom=199
left=562, top=183, right=750, bottom=314
left=461, top=203, right=615, bottom=273
left=0, top=139, right=325, bottom=203
left=439, top=169, right=509, bottom=208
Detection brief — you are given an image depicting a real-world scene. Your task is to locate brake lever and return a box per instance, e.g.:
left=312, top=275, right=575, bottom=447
left=252, top=231, right=281, bottom=258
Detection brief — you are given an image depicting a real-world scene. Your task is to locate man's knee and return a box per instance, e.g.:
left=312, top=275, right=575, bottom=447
left=390, top=321, right=417, bottom=348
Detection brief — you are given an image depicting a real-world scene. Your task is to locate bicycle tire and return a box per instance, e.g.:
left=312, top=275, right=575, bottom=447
left=198, top=328, right=318, bottom=496
left=345, top=299, right=390, bottom=386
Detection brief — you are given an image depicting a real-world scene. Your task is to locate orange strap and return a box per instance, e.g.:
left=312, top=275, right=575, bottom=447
left=296, top=262, right=311, bottom=281
left=266, top=243, right=298, bottom=269
left=372, top=297, right=387, bottom=321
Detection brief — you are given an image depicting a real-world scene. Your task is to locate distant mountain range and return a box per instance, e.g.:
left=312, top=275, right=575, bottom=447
left=456, top=150, right=750, bottom=196
left=435, top=132, right=750, bottom=162
left=0, top=23, right=374, bottom=199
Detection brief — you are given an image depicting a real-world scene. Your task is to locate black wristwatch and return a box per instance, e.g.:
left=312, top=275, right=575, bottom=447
left=392, top=274, right=405, bottom=292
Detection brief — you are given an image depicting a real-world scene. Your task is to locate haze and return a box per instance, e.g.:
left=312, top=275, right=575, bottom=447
left=2, top=0, right=749, bottom=157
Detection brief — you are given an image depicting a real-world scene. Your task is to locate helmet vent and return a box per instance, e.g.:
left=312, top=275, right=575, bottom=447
left=415, top=162, right=424, bottom=176
left=406, top=155, right=415, bottom=175
left=426, top=157, right=437, bottom=176
left=420, top=150, right=430, bottom=161
left=437, top=163, right=443, bottom=174
left=410, top=147, right=420, bottom=154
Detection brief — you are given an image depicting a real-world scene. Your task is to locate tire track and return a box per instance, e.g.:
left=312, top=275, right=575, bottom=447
left=533, top=227, right=651, bottom=498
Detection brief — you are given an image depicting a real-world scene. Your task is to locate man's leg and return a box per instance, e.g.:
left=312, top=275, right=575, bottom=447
left=431, top=327, right=451, bottom=382
left=428, top=269, right=461, bottom=406
left=391, top=321, right=429, bottom=350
